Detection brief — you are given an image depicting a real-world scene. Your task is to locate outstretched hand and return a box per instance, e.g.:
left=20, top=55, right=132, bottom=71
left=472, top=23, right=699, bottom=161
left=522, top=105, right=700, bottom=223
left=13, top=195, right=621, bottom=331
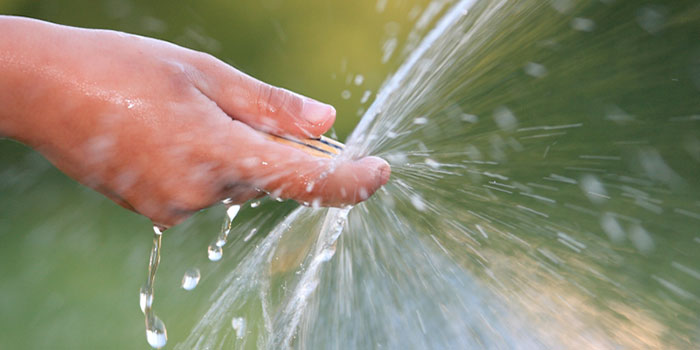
left=0, top=16, right=390, bottom=227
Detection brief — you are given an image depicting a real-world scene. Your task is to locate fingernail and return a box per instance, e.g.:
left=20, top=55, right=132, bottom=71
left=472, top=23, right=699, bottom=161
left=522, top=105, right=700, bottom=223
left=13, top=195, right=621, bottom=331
left=377, top=162, right=391, bottom=186
left=302, top=99, right=335, bottom=125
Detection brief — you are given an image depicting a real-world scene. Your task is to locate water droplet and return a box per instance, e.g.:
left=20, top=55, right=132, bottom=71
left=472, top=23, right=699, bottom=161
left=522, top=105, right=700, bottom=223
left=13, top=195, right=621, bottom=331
left=382, top=37, right=398, bottom=63
left=461, top=114, right=478, bottom=123
left=270, top=189, right=282, bottom=199
left=493, top=106, right=518, bottom=131
left=354, top=75, right=364, bottom=86
left=305, top=181, right=315, bottom=193
left=152, top=225, right=164, bottom=236
left=341, top=90, right=351, bottom=99
left=424, top=158, right=440, bottom=169
left=408, top=4, right=422, bottom=20
left=636, top=5, right=666, bottom=34
left=139, top=286, right=152, bottom=313
left=181, top=268, right=201, bottom=291
left=581, top=174, right=609, bottom=204
left=231, top=317, right=246, bottom=339
left=146, top=314, right=167, bottom=348
left=571, top=17, right=595, bottom=32
left=629, top=225, right=655, bottom=254
left=524, top=62, right=547, bottom=78
left=375, top=0, right=387, bottom=13
left=549, top=0, right=574, bottom=14
left=605, top=105, right=635, bottom=124
left=243, top=228, right=258, bottom=242
left=413, top=117, right=428, bottom=125
left=601, top=213, right=625, bottom=243
left=208, top=244, right=223, bottom=262
left=385, top=153, right=407, bottom=167
left=358, top=187, right=369, bottom=200
left=410, top=194, right=427, bottom=212
left=250, top=200, right=261, bottom=208
left=226, top=204, right=241, bottom=221
left=360, top=90, right=372, bottom=104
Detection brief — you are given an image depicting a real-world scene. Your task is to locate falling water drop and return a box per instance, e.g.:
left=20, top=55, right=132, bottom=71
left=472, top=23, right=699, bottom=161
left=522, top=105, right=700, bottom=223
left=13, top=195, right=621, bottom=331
left=208, top=202, right=241, bottom=259
left=571, top=17, right=595, bottom=32
left=142, top=225, right=166, bottom=348
left=493, top=106, right=518, bottom=131
left=226, top=204, right=241, bottom=220
left=524, top=62, right=547, bottom=78
left=360, top=90, right=372, bottom=104
left=231, top=317, right=247, bottom=339
left=636, top=6, right=666, bottom=34
left=461, top=113, right=478, bottom=123
left=243, top=228, right=258, bottom=242
left=629, top=225, right=655, bottom=254
left=139, top=286, right=152, bottom=313
left=354, top=74, right=364, bottom=85
left=413, top=116, right=428, bottom=125
left=424, top=158, right=440, bottom=169
left=181, top=268, right=201, bottom=291
left=382, top=37, right=398, bottom=62
left=410, top=194, right=427, bottom=212
left=208, top=244, right=223, bottom=262
left=146, top=313, right=168, bottom=348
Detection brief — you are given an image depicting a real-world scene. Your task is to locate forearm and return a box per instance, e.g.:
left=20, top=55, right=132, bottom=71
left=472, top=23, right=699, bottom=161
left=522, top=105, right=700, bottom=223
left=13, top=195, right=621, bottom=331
left=0, top=15, right=143, bottom=189
left=0, top=16, right=133, bottom=151
left=0, top=16, right=62, bottom=142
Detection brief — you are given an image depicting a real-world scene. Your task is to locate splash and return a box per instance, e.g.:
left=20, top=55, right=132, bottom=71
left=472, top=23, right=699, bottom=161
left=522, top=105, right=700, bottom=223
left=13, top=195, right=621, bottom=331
left=177, top=0, right=699, bottom=348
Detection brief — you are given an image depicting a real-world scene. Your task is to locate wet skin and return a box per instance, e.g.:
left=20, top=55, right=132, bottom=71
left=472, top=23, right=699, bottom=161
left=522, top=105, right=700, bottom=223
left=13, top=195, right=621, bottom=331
left=0, top=16, right=390, bottom=228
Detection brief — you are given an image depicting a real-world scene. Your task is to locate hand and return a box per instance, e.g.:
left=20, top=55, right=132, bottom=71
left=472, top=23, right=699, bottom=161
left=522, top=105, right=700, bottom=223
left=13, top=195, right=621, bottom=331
left=0, top=16, right=390, bottom=227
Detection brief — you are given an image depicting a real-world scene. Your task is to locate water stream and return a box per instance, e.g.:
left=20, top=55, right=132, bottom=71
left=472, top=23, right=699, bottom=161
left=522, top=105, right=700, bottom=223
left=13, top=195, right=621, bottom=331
left=173, top=0, right=699, bottom=348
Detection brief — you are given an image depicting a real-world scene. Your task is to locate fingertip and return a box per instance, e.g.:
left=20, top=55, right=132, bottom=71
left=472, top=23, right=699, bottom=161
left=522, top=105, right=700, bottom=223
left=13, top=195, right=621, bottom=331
left=379, top=160, right=391, bottom=186
left=326, top=156, right=390, bottom=205
left=358, top=156, right=391, bottom=188
left=301, top=98, right=335, bottom=124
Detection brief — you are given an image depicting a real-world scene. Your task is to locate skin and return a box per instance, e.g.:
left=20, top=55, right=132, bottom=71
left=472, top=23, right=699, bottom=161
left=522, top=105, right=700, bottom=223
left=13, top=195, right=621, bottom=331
left=0, top=16, right=390, bottom=228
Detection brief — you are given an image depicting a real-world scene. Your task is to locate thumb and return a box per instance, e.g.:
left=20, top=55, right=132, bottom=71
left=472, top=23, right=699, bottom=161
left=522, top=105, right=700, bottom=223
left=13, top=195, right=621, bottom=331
left=191, top=53, right=336, bottom=139
left=221, top=121, right=391, bottom=207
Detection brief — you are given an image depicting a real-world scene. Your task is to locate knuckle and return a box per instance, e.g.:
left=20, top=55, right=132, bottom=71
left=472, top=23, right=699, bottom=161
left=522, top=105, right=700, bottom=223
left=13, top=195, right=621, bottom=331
left=159, top=60, right=197, bottom=98
left=255, top=84, right=302, bottom=118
